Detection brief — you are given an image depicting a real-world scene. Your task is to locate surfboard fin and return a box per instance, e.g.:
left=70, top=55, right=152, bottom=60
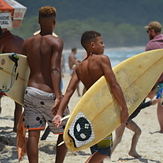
left=9, top=53, right=19, bottom=67
left=61, top=115, right=70, bottom=121
left=58, top=141, right=65, bottom=146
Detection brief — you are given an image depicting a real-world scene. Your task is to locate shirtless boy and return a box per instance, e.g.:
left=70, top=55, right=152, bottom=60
left=68, top=47, right=81, bottom=96
left=0, top=28, right=24, bottom=132
left=21, top=6, right=69, bottom=163
left=0, top=26, right=2, bottom=36
left=53, top=30, right=129, bottom=163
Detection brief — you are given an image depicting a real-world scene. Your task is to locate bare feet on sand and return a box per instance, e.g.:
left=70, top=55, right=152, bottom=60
left=128, top=151, right=141, bottom=158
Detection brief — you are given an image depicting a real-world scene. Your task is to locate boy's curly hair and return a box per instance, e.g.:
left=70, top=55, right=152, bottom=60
left=39, top=6, right=56, bottom=18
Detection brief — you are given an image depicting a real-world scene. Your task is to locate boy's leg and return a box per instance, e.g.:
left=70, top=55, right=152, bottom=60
left=157, top=98, right=163, bottom=133
left=13, top=102, right=22, bottom=132
left=55, top=134, right=67, bottom=163
left=111, top=124, right=125, bottom=154
left=0, top=93, right=3, bottom=114
left=85, top=152, right=107, bottom=163
left=27, top=130, right=41, bottom=163
left=77, top=83, right=81, bottom=97
left=126, top=120, right=141, bottom=158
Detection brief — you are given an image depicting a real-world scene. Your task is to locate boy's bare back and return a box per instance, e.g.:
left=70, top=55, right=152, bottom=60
left=22, top=34, right=63, bottom=93
left=76, top=54, right=113, bottom=90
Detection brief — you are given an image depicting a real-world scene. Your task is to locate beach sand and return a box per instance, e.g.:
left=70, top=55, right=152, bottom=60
left=0, top=73, right=163, bottom=163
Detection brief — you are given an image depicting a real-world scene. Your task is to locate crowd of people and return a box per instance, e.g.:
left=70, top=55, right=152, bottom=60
left=0, top=5, right=163, bottom=163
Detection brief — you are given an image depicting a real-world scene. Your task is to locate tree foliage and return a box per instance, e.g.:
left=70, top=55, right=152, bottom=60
left=11, top=0, right=163, bottom=48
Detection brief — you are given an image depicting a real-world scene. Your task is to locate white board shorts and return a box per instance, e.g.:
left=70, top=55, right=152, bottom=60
left=23, top=87, right=69, bottom=134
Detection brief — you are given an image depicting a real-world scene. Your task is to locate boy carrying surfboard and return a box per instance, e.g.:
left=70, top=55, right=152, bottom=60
left=53, top=30, right=129, bottom=163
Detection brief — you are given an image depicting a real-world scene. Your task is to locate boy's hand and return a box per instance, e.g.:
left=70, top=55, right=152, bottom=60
left=52, top=115, right=62, bottom=128
left=120, top=109, right=129, bottom=125
left=152, top=99, right=158, bottom=105
left=51, top=98, right=61, bottom=115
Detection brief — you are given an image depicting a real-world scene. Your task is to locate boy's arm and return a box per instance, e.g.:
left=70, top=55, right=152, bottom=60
left=21, top=40, right=27, bottom=56
left=50, top=38, right=63, bottom=114
left=53, top=70, right=80, bottom=127
left=138, top=99, right=157, bottom=110
left=0, top=40, right=4, bottom=53
left=138, top=100, right=151, bottom=110
left=101, top=55, right=129, bottom=124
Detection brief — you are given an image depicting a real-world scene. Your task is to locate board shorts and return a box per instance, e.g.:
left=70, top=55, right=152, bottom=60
left=90, top=133, right=112, bottom=157
left=70, top=69, right=73, bottom=75
left=70, top=64, right=76, bottom=75
left=156, top=83, right=163, bottom=98
left=23, top=87, right=69, bottom=134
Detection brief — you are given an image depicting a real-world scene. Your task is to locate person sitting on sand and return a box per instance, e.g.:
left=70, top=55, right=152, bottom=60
left=111, top=84, right=158, bottom=158
left=53, top=30, right=129, bottom=163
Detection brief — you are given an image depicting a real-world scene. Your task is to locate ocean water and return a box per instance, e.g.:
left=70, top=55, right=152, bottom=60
left=62, top=46, right=145, bottom=73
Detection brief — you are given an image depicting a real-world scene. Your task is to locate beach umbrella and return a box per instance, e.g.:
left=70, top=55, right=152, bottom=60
left=0, top=0, right=27, bottom=29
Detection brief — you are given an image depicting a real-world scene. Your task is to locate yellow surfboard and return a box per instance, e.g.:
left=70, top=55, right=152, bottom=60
left=63, top=49, right=163, bottom=151
left=0, top=53, right=30, bottom=105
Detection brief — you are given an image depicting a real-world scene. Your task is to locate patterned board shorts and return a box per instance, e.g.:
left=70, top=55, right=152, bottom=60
left=23, top=87, right=69, bottom=134
left=90, top=133, right=113, bottom=157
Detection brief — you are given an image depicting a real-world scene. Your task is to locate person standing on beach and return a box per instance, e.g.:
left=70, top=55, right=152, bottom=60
left=0, top=26, right=2, bottom=114
left=61, top=54, right=65, bottom=77
left=68, top=47, right=81, bottom=96
left=21, top=6, right=69, bottom=163
left=144, top=21, right=163, bottom=133
left=111, top=85, right=158, bottom=158
left=0, top=26, right=2, bottom=36
left=0, top=27, right=24, bottom=132
left=53, top=30, right=129, bottom=163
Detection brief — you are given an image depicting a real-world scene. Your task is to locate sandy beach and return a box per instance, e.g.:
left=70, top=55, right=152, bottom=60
left=0, top=73, right=163, bottom=163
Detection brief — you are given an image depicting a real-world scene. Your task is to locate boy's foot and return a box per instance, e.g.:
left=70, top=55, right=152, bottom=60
left=129, top=151, right=141, bottom=158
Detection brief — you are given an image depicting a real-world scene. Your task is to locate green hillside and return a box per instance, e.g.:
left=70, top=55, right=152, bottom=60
left=11, top=0, right=163, bottom=48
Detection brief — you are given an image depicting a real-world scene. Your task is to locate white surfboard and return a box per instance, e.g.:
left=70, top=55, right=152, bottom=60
left=0, top=53, right=30, bottom=105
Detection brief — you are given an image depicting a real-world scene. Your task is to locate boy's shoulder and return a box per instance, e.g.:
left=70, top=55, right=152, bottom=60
left=94, top=54, right=109, bottom=60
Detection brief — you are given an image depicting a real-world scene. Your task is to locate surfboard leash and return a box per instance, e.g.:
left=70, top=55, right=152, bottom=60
left=9, top=53, right=19, bottom=67
left=0, top=53, right=19, bottom=93
left=8, top=53, right=19, bottom=91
